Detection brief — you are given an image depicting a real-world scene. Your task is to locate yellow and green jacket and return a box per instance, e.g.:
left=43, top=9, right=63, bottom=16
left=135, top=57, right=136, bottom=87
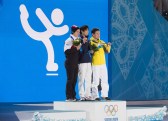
left=90, top=37, right=111, bottom=65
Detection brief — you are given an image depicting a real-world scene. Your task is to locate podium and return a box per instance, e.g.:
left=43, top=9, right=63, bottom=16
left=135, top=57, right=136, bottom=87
left=127, top=106, right=167, bottom=121
left=54, top=100, right=126, bottom=121
left=31, top=110, right=86, bottom=121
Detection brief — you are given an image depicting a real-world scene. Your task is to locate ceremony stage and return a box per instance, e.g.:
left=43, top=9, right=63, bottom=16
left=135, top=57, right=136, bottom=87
left=0, top=100, right=168, bottom=121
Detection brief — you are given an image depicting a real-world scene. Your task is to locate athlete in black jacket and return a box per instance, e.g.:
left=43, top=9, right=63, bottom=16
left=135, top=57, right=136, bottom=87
left=64, top=25, right=81, bottom=101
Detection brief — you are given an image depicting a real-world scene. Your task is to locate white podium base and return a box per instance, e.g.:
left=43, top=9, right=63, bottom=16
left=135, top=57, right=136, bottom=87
left=32, top=110, right=86, bottom=121
left=54, top=100, right=126, bottom=121
left=127, top=106, right=167, bottom=121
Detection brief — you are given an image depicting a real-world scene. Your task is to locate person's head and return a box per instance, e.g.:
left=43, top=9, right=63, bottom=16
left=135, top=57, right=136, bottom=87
left=80, top=25, right=89, bottom=37
left=71, top=25, right=80, bottom=37
left=91, top=28, right=100, bottom=40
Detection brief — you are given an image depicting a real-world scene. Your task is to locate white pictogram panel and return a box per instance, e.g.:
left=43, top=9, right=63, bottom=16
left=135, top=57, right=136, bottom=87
left=19, top=4, right=69, bottom=76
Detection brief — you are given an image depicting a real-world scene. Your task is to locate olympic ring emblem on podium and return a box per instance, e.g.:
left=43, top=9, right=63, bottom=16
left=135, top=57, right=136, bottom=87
left=104, top=105, right=118, bottom=116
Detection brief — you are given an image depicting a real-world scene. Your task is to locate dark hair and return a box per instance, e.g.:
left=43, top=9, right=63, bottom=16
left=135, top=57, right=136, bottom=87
left=80, top=25, right=89, bottom=34
left=91, top=28, right=99, bottom=34
left=71, top=25, right=80, bottom=34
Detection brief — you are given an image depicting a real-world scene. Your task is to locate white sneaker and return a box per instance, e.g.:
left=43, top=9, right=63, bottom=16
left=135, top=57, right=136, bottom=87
left=80, top=97, right=86, bottom=101
left=85, top=96, right=93, bottom=101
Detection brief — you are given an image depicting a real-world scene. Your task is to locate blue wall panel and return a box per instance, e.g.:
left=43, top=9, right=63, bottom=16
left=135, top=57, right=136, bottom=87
left=0, top=0, right=108, bottom=102
left=109, top=0, right=168, bottom=100
left=1, top=0, right=168, bottom=102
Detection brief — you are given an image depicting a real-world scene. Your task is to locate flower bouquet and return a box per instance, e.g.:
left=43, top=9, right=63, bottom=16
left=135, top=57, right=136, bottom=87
left=91, top=43, right=99, bottom=51
left=73, top=38, right=81, bottom=46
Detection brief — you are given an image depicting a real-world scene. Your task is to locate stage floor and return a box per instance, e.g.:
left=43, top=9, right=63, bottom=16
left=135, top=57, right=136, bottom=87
left=0, top=100, right=168, bottom=121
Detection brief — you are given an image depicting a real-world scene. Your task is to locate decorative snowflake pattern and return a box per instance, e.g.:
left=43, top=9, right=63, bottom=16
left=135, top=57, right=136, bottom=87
left=111, top=0, right=147, bottom=79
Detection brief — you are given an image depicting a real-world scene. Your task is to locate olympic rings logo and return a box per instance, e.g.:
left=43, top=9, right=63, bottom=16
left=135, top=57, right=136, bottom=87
left=104, top=105, right=118, bottom=116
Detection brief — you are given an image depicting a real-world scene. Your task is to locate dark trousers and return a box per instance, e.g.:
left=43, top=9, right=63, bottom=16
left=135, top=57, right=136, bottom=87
left=65, top=63, right=78, bottom=99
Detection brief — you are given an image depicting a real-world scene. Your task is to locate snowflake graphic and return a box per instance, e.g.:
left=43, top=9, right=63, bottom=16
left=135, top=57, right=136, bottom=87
left=111, top=0, right=147, bottom=79
left=140, top=54, right=155, bottom=99
left=140, top=34, right=168, bottom=99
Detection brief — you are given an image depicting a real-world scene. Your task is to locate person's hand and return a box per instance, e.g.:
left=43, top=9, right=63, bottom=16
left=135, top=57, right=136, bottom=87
left=107, top=42, right=111, bottom=46
left=90, top=50, right=94, bottom=54
left=83, top=37, right=88, bottom=44
left=76, top=44, right=81, bottom=50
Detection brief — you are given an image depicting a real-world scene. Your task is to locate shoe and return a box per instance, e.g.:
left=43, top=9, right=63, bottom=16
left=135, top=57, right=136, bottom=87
left=102, top=97, right=111, bottom=101
left=80, top=97, right=86, bottom=101
left=85, top=96, right=93, bottom=101
left=94, top=98, right=101, bottom=101
left=73, top=98, right=79, bottom=101
left=65, top=98, right=76, bottom=101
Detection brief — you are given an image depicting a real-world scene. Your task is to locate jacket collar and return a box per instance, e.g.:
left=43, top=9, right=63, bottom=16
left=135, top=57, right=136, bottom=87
left=70, top=34, right=78, bottom=40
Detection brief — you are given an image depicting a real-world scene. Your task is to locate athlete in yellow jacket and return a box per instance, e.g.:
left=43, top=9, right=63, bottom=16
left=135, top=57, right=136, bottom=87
left=90, top=28, right=111, bottom=101
left=90, top=37, right=111, bottom=65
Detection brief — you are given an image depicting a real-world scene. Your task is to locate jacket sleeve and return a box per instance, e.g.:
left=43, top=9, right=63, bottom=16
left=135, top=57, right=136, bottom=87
left=103, top=43, right=111, bottom=53
left=90, top=41, right=99, bottom=51
left=81, top=42, right=90, bottom=53
left=64, top=46, right=78, bottom=55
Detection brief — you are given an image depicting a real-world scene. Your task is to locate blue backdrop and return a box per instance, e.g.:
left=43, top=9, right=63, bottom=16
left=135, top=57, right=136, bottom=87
left=1, top=0, right=168, bottom=102
left=109, top=0, right=168, bottom=100
left=0, top=0, right=108, bottom=102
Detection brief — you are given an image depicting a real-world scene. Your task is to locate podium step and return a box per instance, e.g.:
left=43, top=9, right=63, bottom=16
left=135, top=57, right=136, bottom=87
left=18, top=110, right=86, bottom=121
left=54, top=100, right=126, bottom=121
left=127, top=106, right=167, bottom=121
